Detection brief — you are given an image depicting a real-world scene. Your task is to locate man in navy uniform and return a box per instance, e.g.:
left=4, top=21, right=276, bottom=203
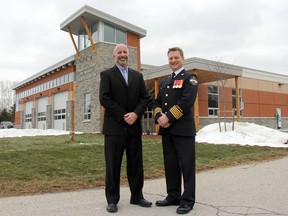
left=154, top=47, right=198, bottom=214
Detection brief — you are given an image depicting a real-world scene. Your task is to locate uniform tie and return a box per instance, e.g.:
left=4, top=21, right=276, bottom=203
left=172, top=72, right=176, bottom=78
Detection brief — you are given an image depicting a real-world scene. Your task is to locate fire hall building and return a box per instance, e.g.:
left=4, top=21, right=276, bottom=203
left=13, top=5, right=288, bottom=133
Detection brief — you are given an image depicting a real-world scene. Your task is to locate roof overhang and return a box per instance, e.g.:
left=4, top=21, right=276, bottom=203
left=60, top=5, right=146, bottom=38
left=13, top=55, right=75, bottom=90
left=143, top=57, right=243, bottom=84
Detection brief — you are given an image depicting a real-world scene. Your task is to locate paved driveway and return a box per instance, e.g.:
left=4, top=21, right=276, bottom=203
left=1, top=157, right=288, bottom=216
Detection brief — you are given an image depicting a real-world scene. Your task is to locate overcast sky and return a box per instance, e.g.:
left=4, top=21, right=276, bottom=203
left=1, top=0, right=288, bottom=83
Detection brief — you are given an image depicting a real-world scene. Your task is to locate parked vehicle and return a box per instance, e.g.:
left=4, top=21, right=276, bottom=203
left=0, top=121, right=14, bottom=129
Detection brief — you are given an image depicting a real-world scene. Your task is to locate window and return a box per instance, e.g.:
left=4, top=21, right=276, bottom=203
left=85, top=34, right=91, bottom=48
left=104, top=23, right=126, bottom=44
left=68, top=72, right=75, bottom=82
left=37, top=112, right=46, bottom=121
left=104, top=23, right=115, bottom=43
left=84, top=93, right=91, bottom=120
left=25, top=114, right=32, bottom=122
left=79, top=32, right=85, bottom=50
left=16, top=72, right=76, bottom=100
left=53, top=109, right=66, bottom=120
left=116, top=28, right=126, bottom=44
left=208, top=85, right=219, bottom=116
left=91, top=24, right=98, bottom=43
left=232, top=88, right=243, bottom=116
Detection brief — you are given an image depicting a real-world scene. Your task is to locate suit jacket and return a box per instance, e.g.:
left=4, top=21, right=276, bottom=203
left=99, top=65, right=149, bottom=136
left=154, top=69, right=198, bottom=137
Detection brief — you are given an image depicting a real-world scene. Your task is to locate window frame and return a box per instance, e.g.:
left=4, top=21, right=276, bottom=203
left=83, top=93, right=91, bottom=121
left=208, top=85, right=219, bottom=117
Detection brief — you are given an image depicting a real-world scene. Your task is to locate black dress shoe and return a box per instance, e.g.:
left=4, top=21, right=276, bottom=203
left=155, top=198, right=179, bottom=206
left=176, top=204, right=193, bottom=214
left=130, top=198, right=152, bottom=207
left=106, top=203, right=118, bottom=213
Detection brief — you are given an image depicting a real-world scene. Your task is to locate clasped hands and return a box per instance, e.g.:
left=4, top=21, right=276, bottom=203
left=124, top=112, right=138, bottom=125
left=157, top=113, right=171, bottom=128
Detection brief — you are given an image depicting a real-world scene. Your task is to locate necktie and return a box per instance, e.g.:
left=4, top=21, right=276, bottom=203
left=172, top=72, right=176, bottom=78
left=121, top=68, right=128, bottom=84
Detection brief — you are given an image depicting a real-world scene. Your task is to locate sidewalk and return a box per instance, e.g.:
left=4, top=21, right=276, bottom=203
left=1, top=157, right=288, bottom=216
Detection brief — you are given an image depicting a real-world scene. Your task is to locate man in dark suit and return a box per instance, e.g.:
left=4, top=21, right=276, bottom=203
left=154, top=47, right=198, bottom=214
left=99, top=44, right=152, bottom=213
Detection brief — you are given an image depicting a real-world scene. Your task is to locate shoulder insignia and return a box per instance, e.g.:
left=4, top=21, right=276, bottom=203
left=189, top=76, right=198, bottom=85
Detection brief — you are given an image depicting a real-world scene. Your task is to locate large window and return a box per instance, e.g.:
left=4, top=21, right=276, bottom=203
left=104, top=23, right=115, bottom=43
left=77, top=22, right=126, bottom=50
left=79, top=32, right=91, bottom=50
left=115, top=28, right=126, bottom=44
left=78, top=23, right=98, bottom=50
left=84, top=93, right=91, bottom=120
left=208, top=85, right=219, bottom=116
left=104, top=23, right=126, bottom=44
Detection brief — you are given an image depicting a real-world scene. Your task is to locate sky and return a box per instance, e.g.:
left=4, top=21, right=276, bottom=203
left=1, top=122, right=288, bottom=148
left=1, top=0, right=288, bottom=83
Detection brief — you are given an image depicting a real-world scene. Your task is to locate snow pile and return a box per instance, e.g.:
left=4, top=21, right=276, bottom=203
left=196, top=122, right=288, bottom=148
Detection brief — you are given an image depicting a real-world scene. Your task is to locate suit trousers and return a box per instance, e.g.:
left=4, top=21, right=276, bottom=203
left=161, top=133, right=196, bottom=206
left=104, top=133, right=144, bottom=204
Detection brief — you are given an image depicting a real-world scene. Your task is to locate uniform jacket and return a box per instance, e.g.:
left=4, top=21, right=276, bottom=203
left=99, top=65, right=149, bottom=136
left=154, top=69, right=198, bottom=136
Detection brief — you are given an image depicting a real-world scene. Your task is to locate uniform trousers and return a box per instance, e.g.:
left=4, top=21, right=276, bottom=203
left=162, top=133, right=196, bottom=207
left=104, top=133, right=144, bottom=204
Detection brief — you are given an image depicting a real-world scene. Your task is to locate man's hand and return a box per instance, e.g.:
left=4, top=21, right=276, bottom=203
left=124, top=112, right=138, bottom=125
left=157, top=113, right=171, bottom=128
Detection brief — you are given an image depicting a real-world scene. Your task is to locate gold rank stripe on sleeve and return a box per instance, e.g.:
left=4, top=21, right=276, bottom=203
left=169, top=105, right=183, bottom=120
left=153, top=107, right=162, bottom=117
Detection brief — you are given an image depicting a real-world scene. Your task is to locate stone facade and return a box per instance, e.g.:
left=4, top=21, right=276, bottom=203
left=74, top=42, right=138, bottom=133
left=46, top=105, right=52, bottom=129
left=31, top=108, right=36, bottom=129
left=66, top=100, right=74, bottom=131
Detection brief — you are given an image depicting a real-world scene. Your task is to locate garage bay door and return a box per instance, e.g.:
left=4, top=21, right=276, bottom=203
left=24, top=101, right=33, bottom=129
left=53, top=91, right=67, bottom=130
left=37, top=97, right=48, bottom=130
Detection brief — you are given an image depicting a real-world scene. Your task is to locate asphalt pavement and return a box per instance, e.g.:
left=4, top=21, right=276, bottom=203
left=1, top=156, right=288, bottom=216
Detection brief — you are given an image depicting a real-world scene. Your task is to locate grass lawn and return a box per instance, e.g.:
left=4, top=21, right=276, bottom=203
left=0, top=133, right=288, bottom=197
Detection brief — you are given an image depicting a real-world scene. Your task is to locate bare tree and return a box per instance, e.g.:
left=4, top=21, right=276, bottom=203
left=207, top=57, right=236, bottom=132
left=0, top=81, right=17, bottom=112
